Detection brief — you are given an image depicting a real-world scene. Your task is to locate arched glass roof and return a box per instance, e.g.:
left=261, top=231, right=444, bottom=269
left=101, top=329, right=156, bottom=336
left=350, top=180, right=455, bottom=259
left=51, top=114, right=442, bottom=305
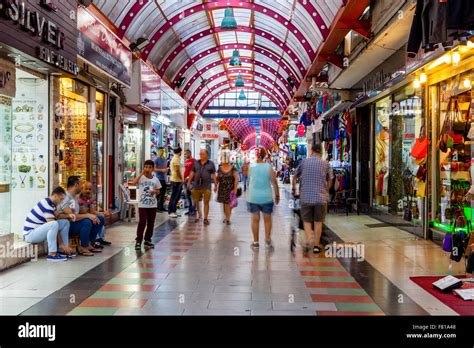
left=92, top=0, right=344, bottom=113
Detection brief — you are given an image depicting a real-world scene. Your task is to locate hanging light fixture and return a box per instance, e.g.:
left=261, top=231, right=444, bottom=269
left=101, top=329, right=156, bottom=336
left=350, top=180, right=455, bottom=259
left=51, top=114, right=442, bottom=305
left=235, top=73, right=244, bottom=87
left=229, top=49, right=242, bottom=66
left=221, top=7, right=237, bottom=30
left=239, top=89, right=246, bottom=100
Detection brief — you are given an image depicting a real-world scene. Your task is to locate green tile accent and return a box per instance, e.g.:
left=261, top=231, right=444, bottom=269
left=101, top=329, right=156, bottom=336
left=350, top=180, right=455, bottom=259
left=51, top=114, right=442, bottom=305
left=107, top=278, right=147, bottom=285
left=317, top=276, right=356, bottom=282
left=335, top=303, right=383, bottom=312
left=67, top=307, right=118, bottom=316
left=326, top=288, right=368, bottom=296
left=90, top=291, right=134, bottom=299
left=123, top=268, right=167, bottom=273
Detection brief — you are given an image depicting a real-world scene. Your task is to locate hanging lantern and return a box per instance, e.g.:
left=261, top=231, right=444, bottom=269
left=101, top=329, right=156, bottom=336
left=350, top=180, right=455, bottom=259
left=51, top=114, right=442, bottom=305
left=235, top=73, right=244, bottom=87
left=229, top=49, right=242, bottom=66
left=221, top=8, right=237, bottom=30
left=238, top=89, right=246, bottom=100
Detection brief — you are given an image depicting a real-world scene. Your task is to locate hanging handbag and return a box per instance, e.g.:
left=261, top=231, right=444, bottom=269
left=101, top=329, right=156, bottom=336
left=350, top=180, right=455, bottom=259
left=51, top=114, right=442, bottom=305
left=452, top=100, right=469, bottom=135
left=229, top=191, right=238, bottom=209
left=438, top=98, right=453, bottom=153
left=415, top=164, right=427, bottom=182
left=403, top=204, right=412, bottom=222
left=416, top=181, right=426, bottom=198
left=442, top=233, right=453, bottom=252
left=411, top=125, right=429, bottom=159
left=450, top=228, right=470, bottom=262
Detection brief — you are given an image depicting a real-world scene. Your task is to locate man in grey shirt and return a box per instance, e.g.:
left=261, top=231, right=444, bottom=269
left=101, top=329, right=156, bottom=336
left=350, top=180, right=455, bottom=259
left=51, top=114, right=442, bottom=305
left=187, top=150, right=216, bottom=225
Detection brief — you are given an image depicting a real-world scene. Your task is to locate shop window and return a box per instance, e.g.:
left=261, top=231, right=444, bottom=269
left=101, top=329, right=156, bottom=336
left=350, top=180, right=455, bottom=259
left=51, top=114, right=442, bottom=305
left=432, top=75, right=473, bottom=233
left=92, top=91, right=105, bottom=211
left=0, top=96, right=12, bottom=235
left=374, top=88, right=424, bottom=222
left=59, top=78, right=89, bottom=189
left=123, top=124, right=144, bottom=183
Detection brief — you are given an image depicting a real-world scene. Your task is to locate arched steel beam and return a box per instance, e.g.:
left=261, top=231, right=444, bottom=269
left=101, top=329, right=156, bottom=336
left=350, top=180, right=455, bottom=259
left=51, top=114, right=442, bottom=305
left=157, top=26, right=309, bottom=75
left=199, top=86, right=285, bottom=114
left=186, top=68, right=291, bottom=101
left=169, top=43, right=302, bottom=86
left=196, top=80, right=286, bottom=112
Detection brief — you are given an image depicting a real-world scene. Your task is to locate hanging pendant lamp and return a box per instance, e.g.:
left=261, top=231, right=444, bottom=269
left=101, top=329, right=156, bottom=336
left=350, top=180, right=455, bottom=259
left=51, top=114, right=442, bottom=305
left=238, top=89, right=246, bottom=100
left=235, top=73, right=244, bottom=87
left=221, top=8, right=237, bottom=30
left=229, top=49, right=242, bottom=66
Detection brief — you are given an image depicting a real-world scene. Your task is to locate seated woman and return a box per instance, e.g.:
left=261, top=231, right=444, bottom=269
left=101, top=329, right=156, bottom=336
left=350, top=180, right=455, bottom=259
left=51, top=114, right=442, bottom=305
left=79, top=181, right=111, bottom=248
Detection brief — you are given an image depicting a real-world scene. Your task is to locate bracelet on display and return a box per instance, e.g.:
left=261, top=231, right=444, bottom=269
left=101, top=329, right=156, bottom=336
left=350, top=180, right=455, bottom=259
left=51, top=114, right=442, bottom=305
left=14, top=123, right=34, bottom=133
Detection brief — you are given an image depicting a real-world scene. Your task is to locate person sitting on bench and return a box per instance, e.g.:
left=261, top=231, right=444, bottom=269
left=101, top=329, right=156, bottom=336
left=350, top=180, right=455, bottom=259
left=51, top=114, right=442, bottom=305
left=23, top=187, right=74, bottom=262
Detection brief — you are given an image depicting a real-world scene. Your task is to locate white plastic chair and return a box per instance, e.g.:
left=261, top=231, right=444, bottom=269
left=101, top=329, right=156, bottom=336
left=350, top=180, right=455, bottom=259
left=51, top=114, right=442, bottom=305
left=120, top=184, right=139, bottom=222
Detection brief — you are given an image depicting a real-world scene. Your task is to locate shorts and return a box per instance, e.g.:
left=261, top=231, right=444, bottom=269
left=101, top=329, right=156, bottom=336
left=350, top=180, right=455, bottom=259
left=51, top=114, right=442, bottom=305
left=301, top=203, right=327, bottom=223
left=192, top=188, right=212, bottom=203
left=247, top=202, right=274, bottom=215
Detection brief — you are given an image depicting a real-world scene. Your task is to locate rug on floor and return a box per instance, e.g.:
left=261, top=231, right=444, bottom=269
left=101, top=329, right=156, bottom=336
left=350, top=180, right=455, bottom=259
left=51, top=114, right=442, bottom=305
left=410, top=276, right=474, bottom=316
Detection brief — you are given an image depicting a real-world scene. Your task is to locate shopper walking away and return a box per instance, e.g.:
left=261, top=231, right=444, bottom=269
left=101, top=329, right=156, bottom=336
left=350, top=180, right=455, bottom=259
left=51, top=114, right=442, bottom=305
left=57, top=176, right=103, bottom=256
left=241, top=159, right=250, bottom=192
left=132, top=160, right=162, bottom=250
left=215, top=150, right=239, bottom=225
left=79, top=181, right=111, bottom=247
left=292, top=143, right=333, bottom=254
left=183, top=149, right=196, bottom=216
left=23, top=186, right=72, bottom=262
left=167, top=147, right=184, bottom=218
left=154, top=147, right=168, bottom=212
left=187, top=149, right=216, bottom=225
left=247, top=147, right=280, bottom=251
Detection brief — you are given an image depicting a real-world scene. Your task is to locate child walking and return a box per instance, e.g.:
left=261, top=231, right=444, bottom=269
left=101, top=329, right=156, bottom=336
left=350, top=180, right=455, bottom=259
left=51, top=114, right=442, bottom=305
left=132, top=160, right=162, bottom=250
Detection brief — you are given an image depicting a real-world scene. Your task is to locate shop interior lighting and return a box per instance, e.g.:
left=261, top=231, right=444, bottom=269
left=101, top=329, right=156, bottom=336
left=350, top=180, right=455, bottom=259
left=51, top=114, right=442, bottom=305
left=413, top=79, right=421, bottom=89
left=221, top=8, right=237, bottom=30
left=238, top=90, right=246, bottom=100
left=452, top=51, right=461, bottom=65
left=419, top=72, right=427, bottom=83
left=464, top=78, right=471, bottom=88
left=230, top=50, right=242, bottom=66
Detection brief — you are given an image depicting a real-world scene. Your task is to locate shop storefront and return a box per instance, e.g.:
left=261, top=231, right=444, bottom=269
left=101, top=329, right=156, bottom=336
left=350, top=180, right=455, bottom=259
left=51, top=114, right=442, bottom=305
left=408, top=45, right=474, bottom=243
left=0, top=0, right=79, bottom=240
left=122, top=108, right=145, bottom=183
left=70, top=6, right=132, bottom=211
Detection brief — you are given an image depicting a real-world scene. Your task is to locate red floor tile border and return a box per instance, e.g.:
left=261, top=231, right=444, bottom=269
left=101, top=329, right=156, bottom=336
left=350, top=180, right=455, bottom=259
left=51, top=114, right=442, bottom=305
left=305, top=282, right=362, bottom=289
left=311, top=294, right=374, bottom=303
left=79, top=298, right=147, bottom=308
left=296, top=262, right=342, bottom=267
left=167, top=237, right=199, bottom=241
left=300, top=270, right=350, bottom=277
left=99, top=284, right=159, bottom=292
left=317, top=311, right=385, bottom=316
left=152, top=248, right=189, bottom=252
left=158, top=242, right=194, bottom=246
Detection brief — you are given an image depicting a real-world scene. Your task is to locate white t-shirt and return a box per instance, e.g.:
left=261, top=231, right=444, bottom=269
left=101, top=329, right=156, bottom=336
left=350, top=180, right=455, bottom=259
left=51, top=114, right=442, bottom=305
left=138, top=175, right=162, bottom=208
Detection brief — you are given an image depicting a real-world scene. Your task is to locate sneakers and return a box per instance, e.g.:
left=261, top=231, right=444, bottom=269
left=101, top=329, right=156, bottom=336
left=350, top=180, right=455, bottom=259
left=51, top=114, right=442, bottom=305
left=135, top=242, right=142, bottom=250
left=251, top=241, right=260, bottom=250
left=97, top=238, right=111, bottom=246
left=169, top=213, right=179, bottom=218
left=47, top=254, right=68, bottom=262
left=313, top=245, right=323, bottom=254
left=58, top=251, right=77, bottom=259
left=265, top=240, right=274, bottom=251
left=144, top=241, right=155, bottom=249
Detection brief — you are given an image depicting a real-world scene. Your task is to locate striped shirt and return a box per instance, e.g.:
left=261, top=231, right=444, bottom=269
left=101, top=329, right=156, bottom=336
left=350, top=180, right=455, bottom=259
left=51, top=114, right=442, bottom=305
left=23, top=198, right=56, bottom=234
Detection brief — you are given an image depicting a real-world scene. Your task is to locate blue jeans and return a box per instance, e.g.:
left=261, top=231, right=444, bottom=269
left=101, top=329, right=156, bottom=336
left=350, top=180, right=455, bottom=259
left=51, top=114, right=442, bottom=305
left=168, top=182, right=183, bottom=214
left=24, top=219, right=70, bottom=253
left=95, top=215, right=106, bottom=239
left=69, top=217, right=103, bottom=247
left=184, top=182, right=195, bottom=214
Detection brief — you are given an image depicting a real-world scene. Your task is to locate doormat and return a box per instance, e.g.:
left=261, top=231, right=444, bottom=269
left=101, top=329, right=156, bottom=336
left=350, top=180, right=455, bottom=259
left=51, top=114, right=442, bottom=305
left=410, top=276, right=474, bottom=316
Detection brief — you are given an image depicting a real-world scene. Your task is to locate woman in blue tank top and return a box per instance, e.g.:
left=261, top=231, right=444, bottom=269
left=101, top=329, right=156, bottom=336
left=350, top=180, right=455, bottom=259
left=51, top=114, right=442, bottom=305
left=247, top=147, right=280, bottom=251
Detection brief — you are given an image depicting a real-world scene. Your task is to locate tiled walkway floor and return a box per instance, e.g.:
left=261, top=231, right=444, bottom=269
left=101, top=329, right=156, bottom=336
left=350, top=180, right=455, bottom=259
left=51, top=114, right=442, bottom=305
left=0, top=187, right=466, bottom=315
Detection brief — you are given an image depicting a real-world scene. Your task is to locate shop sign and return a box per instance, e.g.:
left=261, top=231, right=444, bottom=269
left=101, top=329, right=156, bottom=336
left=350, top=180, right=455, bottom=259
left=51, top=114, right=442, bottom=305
left=0, top=0, right=79, bottom=75
left=201, top=133, right=219, bottom=139
left=77, top=7, right=132, bottom=87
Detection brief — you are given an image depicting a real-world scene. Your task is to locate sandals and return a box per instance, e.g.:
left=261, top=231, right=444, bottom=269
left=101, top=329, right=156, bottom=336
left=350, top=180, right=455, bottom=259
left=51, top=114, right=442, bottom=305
left=78, top=248, right=94, bottom=256
left=203, top=219, right=210, bottom=225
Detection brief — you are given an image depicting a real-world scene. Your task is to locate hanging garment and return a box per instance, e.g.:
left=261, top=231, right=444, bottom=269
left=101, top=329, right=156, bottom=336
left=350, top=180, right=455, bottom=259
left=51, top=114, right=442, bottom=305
left=297, top=124, right=306, bottom=137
